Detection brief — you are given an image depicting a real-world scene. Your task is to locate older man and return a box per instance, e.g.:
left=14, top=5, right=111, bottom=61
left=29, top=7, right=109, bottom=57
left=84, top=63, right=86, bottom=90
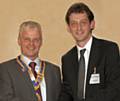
left=0, top=21, right=61, bottom=101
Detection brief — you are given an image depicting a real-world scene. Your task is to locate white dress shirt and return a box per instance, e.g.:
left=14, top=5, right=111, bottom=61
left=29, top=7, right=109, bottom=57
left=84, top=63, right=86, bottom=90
left=77, top=36, right=93, bottom=98
left=21, top=55, right=46, bottom=101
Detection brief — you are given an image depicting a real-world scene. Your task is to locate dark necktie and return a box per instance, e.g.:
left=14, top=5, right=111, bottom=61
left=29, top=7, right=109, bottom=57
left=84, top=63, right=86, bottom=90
left=29, top=62, right=37, bottom=78
left=77, top=49, right=86, bottom=100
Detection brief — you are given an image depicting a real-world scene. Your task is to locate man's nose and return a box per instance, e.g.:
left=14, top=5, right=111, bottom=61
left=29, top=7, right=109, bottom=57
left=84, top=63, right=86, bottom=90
left=77, top=23, right=82, bottom=30
left=29, top=40, right=34, bottom=46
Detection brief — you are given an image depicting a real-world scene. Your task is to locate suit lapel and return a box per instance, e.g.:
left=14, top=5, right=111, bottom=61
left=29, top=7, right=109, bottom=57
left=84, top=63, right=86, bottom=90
left=16, top=56, right=37, bottom=99
left=70, top=46, right=79, bottom=77
left=44, top=62, right=55, bottom=101
left=86, top=37, right=101, bottom=87
left=44, top=63, right=49, bottom=101
left=67, top=46, right=79, bottom=96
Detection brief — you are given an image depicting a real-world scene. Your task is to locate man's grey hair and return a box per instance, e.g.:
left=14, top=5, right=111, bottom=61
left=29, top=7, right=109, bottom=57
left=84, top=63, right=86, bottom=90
left=19, top=21, right=42, bottom=37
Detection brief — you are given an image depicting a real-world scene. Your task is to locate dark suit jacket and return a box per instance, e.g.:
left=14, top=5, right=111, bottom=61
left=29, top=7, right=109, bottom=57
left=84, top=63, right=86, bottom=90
left=59, top=37, right=120, bottom=101
left=0, top=57, right=61, bottom=101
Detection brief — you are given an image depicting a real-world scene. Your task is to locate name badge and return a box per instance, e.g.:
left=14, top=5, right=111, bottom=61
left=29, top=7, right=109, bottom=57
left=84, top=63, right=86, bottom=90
left=89, top=73, right=100, bottom=84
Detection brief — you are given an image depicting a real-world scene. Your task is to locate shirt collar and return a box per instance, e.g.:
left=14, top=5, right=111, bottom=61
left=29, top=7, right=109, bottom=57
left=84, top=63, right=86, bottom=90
left=77, top=36, right=93, bottom=53
left=21, top=55, right=40, bottom=67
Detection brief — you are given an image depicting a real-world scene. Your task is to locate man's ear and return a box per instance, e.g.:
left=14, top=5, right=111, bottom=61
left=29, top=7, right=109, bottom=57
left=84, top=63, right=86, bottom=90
left=90, top=20, right=95, bottom=30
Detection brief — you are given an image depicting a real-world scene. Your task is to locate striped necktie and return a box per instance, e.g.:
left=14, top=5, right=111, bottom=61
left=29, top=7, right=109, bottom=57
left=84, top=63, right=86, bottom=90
left=29, top=62, right=42, bottom=101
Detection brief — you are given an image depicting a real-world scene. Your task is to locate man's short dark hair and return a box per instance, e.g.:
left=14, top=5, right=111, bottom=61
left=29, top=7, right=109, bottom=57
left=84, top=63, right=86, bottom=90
left=65, top=2, right=94, bottom=24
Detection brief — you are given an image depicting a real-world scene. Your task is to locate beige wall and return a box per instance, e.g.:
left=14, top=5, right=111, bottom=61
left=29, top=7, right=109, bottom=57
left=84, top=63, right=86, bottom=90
left=0, top=0, right=120, bottom=65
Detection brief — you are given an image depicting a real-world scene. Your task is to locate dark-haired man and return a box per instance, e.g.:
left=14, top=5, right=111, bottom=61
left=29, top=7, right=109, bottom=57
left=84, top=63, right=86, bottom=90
left=59, top=2, right=120, bottom=101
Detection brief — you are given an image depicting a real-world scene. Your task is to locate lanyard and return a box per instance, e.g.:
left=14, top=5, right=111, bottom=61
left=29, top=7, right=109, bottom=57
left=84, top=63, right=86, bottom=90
left=16, top=56, right=45, bottom=83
